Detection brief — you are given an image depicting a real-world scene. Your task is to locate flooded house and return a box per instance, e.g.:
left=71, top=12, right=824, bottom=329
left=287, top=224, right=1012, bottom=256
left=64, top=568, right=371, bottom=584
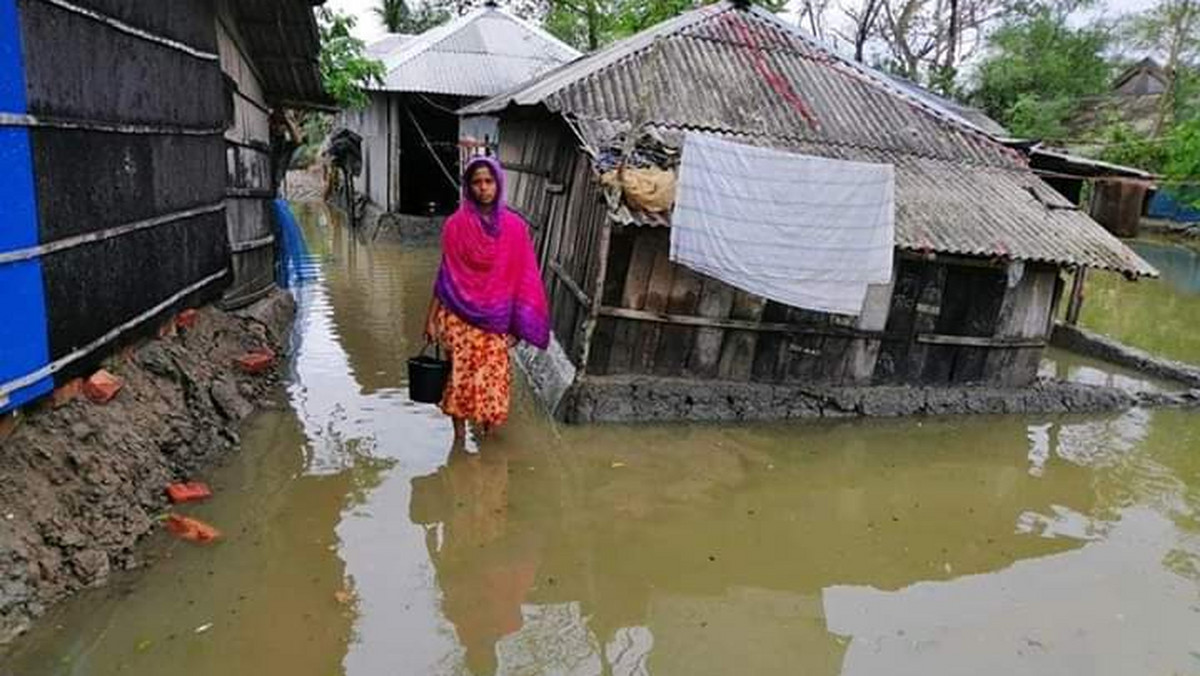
left=461, top=1, right=1157, bottom=421
left=339, top=2, right=578, bottom=218
left=0, top=0, right=327, bottom=413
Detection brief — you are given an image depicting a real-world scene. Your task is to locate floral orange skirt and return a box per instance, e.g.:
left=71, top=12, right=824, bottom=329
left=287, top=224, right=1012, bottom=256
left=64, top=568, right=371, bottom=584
left=436, top=307, right=511, bottom=427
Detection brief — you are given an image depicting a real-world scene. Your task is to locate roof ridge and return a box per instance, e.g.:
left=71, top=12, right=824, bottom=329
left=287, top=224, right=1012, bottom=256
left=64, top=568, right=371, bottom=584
left=384, top=5, right=576, bottom=77
left=742, top=6, right=1009, bottom=147
left=462, top=3, right=731, bottom=115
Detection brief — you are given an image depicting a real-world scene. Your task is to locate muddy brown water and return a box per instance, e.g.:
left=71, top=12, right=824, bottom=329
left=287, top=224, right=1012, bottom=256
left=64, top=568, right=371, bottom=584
left=1079, top=240, right=1200, bottom=366
left=5, top=206, right=1200, bottom=676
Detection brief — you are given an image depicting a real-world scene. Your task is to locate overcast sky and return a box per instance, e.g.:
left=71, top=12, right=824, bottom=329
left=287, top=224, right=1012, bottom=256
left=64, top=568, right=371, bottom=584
left=328, top=0, right=1162, bottom=48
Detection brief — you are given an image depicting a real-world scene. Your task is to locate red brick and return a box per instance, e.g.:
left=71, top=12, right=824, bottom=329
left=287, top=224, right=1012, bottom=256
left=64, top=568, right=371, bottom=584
left=166, top=482, right=212, bottom=504
left=83, top=370, right=123, bottom=404
left=235, top=348, right=276, bottom=375
left=163, top=514, right=220, bottom=543
left=51, top=378, right=84, bottom=408
left=175, top=309, right=199, bottom=330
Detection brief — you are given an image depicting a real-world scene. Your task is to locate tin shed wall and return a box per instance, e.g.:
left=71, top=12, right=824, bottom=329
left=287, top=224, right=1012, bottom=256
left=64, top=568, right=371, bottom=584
left=2, top=0, right=229, bottom=409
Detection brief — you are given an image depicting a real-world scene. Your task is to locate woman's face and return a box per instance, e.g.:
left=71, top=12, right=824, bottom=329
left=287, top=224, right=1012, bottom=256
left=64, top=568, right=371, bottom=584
left=469, top=165, right=498, bottom=206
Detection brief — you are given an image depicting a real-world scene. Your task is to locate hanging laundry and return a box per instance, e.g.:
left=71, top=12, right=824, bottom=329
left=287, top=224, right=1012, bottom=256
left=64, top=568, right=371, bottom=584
left=670, top=133, right=894, bottom=316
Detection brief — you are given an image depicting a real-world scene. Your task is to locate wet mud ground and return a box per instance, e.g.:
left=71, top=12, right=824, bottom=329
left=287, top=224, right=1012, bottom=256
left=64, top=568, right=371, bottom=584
left=4, top=205, right=1200, bottom=676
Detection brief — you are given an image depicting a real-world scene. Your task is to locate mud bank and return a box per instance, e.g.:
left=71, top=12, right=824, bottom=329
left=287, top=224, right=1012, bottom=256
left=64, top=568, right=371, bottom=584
left=1052, top=323, right=1200, bottom=388
left=517, top=339, right=1200, bottom=424
left=558, top=376, right=1156, bottom=424
left=0, top=291, right=295, bottom=644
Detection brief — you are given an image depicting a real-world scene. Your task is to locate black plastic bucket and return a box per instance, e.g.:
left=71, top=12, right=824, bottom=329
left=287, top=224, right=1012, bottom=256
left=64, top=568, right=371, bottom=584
left=408, top=343, right=451, bottom=404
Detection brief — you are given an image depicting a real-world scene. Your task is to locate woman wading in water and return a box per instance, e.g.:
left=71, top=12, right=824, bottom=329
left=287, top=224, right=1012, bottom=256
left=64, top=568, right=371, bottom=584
left=425, top=157, right=550, bottom=440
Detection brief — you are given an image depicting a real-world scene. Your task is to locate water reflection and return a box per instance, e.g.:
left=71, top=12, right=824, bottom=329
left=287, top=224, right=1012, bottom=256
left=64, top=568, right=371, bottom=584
left=411, top=442, right=539, bottom=675
left=824, top=508, right=1200, bottom=676
left=1038, top=347, right=1181, bottom=393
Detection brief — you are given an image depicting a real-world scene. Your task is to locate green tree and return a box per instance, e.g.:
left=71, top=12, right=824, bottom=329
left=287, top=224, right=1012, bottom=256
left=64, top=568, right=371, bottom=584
left=374, top=0, right=451, bottom=33
left=317, top=8, right=386, bottom=109
left=1095, top=117, right=1170, bottom=172
left=1164, top=116, right=1200, bottom=207
left=543, top=0, right=787, bottom=51
left=543, top=0, right=614, bottom=50
left=970, top=5, right=1112, bottom=140
left=1120, top=0, right=1200, bottom=134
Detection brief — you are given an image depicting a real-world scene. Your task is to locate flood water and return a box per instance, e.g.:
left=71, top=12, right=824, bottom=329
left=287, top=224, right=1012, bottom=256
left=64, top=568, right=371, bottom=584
left=5, top=205, right=1200, bottom=676
left=1079, top=240, right=1200, bottom=365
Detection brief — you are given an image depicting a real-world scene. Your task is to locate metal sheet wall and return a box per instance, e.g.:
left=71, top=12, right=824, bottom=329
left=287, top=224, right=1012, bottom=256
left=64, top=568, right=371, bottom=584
left=0, top=0, right=229, bottom=411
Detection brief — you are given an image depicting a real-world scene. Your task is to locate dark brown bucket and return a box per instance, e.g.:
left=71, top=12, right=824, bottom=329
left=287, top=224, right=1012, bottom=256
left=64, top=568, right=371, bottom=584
left=408, top=342, right=450, bottom=404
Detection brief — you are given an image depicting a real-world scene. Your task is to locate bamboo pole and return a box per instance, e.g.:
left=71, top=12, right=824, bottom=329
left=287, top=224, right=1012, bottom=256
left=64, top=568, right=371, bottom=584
left=1065, top=267, right=1088, bottom=326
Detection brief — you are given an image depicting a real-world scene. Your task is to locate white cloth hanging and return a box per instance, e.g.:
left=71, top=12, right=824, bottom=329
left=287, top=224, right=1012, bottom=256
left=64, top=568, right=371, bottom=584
left=670, top=134, right=895, bottom=316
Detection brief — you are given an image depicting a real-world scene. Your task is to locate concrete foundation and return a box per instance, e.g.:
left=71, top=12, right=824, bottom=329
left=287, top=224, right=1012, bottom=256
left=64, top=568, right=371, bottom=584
left=559, top=376, right=1150, bottom=424
left=516, top=332, right=1200, bottom=425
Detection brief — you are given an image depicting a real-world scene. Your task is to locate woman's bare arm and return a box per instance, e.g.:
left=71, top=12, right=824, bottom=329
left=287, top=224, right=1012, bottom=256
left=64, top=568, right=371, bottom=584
left=425, top=295, right=441, bottom=342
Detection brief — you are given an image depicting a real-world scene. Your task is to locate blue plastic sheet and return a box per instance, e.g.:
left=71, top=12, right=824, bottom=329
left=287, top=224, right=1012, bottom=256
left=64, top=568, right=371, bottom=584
left=273, top=199, right=319, bottom=288
left=1147, top=191, right=1200, bottom=224
left=0, top=0, right=53, bottom=413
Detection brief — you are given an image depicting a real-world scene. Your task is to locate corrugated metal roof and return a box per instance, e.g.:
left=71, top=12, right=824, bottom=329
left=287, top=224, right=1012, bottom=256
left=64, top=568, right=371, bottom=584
left=465, top=2, right=1155, bottom=277
left=369, top=6, right=580, bottom=97
left=366, top=33, right=415, bottom=60
left=880, top=73, right=1011, bottom=138
left=234, top=0, right=331, bottom=108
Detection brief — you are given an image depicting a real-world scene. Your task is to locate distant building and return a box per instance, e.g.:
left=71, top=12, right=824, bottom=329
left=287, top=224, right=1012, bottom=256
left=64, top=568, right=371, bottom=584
left=1069, top=58, right=1173, bottom=145
left=1113, top=57, right=1169, bottom=97
left=462, top=1, right=1156, bottom=422
left=339, top=3, right=579, bottom=217
left=0, top=0, right=328, bottom=414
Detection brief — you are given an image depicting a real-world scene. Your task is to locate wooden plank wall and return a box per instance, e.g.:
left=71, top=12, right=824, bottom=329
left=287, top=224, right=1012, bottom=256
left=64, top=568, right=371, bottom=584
left=587, top=227, right=867, bottom=384
left=592, top=233, right=1061, bottom=387
left=499, top=115, right=603, bottom=365
left=1089, top=179, right=1146, bottom=238
left=217, top=5, right=276, bottom=308
left=874, top=259, right=1059, bottom=385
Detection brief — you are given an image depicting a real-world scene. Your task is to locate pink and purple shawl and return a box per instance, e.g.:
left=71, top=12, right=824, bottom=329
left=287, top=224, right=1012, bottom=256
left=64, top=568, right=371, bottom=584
left=434, top=157, right=550, bottom=349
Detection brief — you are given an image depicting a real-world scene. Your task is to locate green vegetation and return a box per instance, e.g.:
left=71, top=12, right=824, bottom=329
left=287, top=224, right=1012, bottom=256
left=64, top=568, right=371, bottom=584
left=543, top=0, right=787, bottom=51
left=1165, top=117, right=1200, bottom=207
left=970, top=5, right=1112, bottom=140
left=374, top=0, right=451, bottom=33
left=317, top=8, right=385, bottom=109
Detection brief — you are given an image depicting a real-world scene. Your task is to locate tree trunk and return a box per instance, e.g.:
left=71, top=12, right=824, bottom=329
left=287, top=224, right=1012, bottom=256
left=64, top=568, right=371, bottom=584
left=587, top=1, right=599, bottom=50
left=945, top=0, right=958, bottom=70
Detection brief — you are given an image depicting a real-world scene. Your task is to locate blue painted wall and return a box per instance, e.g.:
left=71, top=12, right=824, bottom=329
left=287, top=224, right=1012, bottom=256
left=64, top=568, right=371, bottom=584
left=0, top=0, right=53, bottom=412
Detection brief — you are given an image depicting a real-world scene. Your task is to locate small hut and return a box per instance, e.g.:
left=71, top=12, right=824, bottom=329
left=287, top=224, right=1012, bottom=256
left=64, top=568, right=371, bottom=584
left=340, top=2, right=578, bottom=217
left=461, top=2, right=1157, bottom=421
